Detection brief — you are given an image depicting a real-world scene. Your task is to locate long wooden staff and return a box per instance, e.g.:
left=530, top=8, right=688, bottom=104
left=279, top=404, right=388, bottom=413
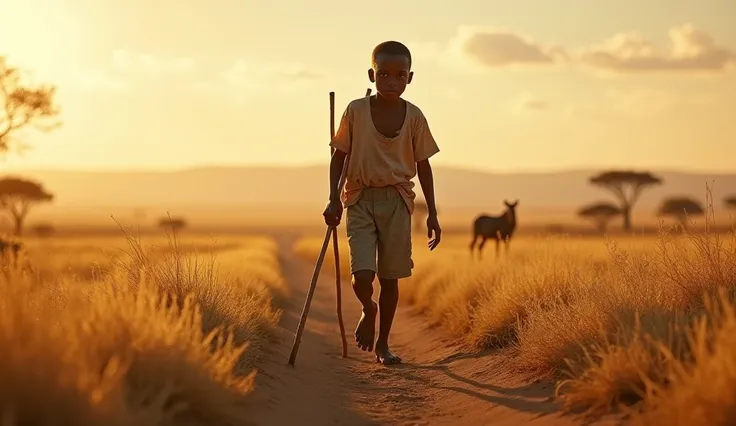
left=329, top=90, right=349, bottom=360
left=288, top=88, right=372, bottom=366
left=331, top=87, right=373, bottom=358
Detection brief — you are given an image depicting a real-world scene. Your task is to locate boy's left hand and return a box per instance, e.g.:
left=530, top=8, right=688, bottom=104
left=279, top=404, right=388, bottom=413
left=426, top=214, right=442, bottom=251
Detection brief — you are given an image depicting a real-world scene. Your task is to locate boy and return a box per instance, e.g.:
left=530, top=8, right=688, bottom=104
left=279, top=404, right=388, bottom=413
left=322, top=40, right=442, bottom=366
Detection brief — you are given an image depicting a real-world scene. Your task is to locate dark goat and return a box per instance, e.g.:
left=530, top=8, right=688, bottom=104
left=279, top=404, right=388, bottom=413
left=469, top=200, right=519, bottom=260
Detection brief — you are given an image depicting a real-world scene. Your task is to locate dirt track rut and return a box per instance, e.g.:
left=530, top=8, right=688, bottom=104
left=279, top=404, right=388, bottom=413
left=245, top=235, right=618, bottom=426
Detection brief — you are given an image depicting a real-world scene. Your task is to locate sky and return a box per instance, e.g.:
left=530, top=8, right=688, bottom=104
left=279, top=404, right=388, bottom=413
left=1, top=0, right=735, bottom=173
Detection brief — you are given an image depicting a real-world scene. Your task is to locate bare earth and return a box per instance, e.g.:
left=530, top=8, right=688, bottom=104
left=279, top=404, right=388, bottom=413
left=247, top=235, right=622, bottom=426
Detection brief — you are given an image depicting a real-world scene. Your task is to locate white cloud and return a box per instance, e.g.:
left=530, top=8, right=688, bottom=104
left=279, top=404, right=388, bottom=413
left=410, top=26, right=567, bottom=73
left=453, top=26, right=567, bottom=68
left=578, top=24, right=736, bottom=75
left=421, top=24, right=735, bottom=78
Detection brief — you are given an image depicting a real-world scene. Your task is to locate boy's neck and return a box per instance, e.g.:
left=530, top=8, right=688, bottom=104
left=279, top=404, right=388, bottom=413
left=373, top=93, right=404, bottom=108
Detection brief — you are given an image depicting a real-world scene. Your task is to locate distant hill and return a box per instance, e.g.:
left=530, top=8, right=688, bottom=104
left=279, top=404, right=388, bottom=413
left=5, top=166, right=736, bottom=228
left=12, top=165, right=734, bottom=208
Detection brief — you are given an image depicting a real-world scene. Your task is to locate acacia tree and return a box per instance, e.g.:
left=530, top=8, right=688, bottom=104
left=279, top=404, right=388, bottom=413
left=1, top=56, right=60, bottom=155
left=577, top=202, right=621, bottom=233
left=658, top=196, right=704, bottom=229
left=725, top=196, right=736, bottom=210
left=589, top=170, right=662, bottom=231
left=0, top=177, right=53, bottom=236
left=32, top=222, right=55, bottom=238
left=158, top=217, right=187, bottom=233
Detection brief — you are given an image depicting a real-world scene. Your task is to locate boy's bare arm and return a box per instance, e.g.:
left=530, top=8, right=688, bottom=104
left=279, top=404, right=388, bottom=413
left=417, top=159, right=437, bottom=215
left=417, top=158, right=441, bottom=250
left=329, top=149, right=347, bottom=202
left=323, top=149, right=347, bottom=226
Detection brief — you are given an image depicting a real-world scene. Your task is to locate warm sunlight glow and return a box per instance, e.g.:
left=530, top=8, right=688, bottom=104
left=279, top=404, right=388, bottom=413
left=3, top=2, right=736, bottom=426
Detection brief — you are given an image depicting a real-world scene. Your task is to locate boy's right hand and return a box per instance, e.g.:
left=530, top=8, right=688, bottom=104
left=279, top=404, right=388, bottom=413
left=323, top=199, right=343, bottom=227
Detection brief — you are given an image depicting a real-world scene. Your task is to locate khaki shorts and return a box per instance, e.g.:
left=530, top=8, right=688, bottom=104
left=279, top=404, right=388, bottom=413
left=346, top=186, right=413, bottom=280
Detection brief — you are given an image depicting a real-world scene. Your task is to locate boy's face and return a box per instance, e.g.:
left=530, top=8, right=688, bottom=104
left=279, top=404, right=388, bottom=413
left=368, top=53, right=413, bottom=101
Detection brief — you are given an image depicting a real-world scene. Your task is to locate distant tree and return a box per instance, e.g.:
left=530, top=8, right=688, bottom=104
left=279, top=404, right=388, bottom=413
left=725, top=196, right=736, bottom=210
left=0, top=177, right=53, bottom=236
left=0, top=56, right=60, bottom=155
left=544, top=224, right=566, bottom=235
left=658, top=196, right=704, bottom=229
left=32, top=222, right=55, bottom=238
left=158, top=216, right=187, bottom=233
left=577, top=202, right=621, bottom=233
left=589, top=170, right=662, bottom=231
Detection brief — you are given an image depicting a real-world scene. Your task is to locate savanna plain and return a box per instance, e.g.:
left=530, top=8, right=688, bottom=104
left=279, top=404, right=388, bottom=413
left=4, top=200, right=736, bottom=426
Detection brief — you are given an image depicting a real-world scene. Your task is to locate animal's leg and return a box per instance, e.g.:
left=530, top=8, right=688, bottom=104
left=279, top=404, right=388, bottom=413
left=469, top=234, right=478, bottom=259
left=478, top=237, right=486, bottom=260
left=495, top=238, right=500, bottom=259
left=504, top=238, right=510, bottom=255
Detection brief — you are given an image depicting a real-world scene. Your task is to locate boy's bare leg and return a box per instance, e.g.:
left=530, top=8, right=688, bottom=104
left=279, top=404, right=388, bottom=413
left=352, top=270, right=378, bottom=352
left=375, top=277, right=402, bottom=365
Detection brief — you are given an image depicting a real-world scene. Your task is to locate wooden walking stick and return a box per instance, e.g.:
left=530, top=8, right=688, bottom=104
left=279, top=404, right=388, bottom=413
left=288, top=88, right=372, bottom=366
left=329, top=91, right=350, bottom=360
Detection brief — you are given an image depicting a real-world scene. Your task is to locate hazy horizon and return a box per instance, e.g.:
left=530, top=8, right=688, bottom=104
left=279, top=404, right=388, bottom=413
left=4, top=161, right=736, bottom=175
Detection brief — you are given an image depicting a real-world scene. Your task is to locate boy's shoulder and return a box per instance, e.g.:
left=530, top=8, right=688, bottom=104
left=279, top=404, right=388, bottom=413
left=403, top=100, right=433, bottom=129
left=345, top=96, right=369, bottom=112
left=404, top=99, right=426, bottom=118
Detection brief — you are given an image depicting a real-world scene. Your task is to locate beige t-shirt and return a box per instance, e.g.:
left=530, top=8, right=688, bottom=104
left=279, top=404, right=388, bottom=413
left=329, top=96, right=440, bottom=214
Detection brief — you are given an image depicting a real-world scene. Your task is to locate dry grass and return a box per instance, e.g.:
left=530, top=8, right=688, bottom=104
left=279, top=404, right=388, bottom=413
left=292, top=234, right=349, bottom=281
left=0, top=229, right=284, bottom=426
left=293, top=197, right=736, bottom=424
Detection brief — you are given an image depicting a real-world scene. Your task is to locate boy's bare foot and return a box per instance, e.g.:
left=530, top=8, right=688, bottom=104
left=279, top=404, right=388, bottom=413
left=375, top=344, right=402, bottom=365
left=355, top=301, right=378, bottom=352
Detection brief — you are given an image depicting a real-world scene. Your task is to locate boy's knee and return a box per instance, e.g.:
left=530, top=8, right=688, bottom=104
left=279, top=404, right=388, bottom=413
left=352, top=269, right=375, bottom=287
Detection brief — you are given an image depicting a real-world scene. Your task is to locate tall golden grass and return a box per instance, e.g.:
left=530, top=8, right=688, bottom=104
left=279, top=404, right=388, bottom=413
left=293, top=195, right=736, bottom=424
left=0, top=230, right=284, bottom=426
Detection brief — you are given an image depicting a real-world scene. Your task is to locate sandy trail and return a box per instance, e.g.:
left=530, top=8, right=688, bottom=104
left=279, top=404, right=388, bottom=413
left=247, top=234, right=619, bottom=425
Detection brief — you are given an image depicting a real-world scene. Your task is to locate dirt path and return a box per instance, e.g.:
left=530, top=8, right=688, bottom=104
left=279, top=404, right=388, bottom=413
left=247, top=235, right=619, bottom=425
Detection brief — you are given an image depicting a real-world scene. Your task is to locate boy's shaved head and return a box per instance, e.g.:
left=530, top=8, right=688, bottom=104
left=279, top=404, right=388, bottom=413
left=372, top=41, right=412, bottom=69
left=369, top=40, right=414, bottom=101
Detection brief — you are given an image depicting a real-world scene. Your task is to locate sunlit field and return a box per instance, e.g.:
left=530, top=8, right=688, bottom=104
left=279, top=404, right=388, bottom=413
left=294, top=209, right=736, bottom=425
left=0, top=230, right=285, bottom=426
